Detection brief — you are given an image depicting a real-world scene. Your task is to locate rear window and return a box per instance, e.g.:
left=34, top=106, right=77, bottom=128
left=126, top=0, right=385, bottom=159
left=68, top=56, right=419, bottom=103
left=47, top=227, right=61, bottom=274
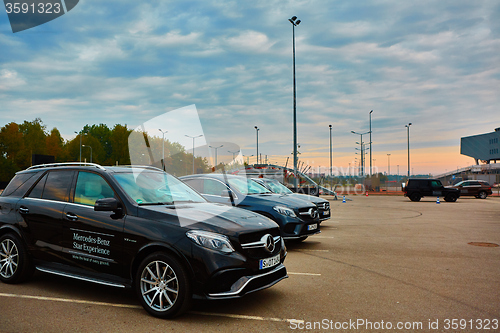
left=27, top=170, right=75, bottom=202
left=1, top=172, right=41, bottom=197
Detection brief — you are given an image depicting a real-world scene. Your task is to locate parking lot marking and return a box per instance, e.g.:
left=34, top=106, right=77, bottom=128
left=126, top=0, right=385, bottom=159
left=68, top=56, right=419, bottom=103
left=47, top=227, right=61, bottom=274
left=0, top=292, right=305, bottom=324
left=0, top=292, right=141, bottom=309
left=190, top=311, right=304, bottom=324
left=288, top=272, right=321, bottom=276
left=295, top=249, right=330, bottom=252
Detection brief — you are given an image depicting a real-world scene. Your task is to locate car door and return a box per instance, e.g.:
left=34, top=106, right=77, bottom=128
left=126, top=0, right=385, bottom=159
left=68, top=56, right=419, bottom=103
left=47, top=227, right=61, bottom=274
left=430, top=180, right=443, bottom=196
left=458, top=181, right=470, bottom=195
left=16, top=170, right=75, bottom=263
left=62, top=171, right=125, bottom=276
left=467, top=181, right=482, bottom=196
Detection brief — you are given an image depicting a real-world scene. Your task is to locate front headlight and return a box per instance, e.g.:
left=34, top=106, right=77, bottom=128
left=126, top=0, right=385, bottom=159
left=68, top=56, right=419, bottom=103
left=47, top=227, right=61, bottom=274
left=186, top=230, right=235, bottom=253
left=273, top=205, right=297, bottom=217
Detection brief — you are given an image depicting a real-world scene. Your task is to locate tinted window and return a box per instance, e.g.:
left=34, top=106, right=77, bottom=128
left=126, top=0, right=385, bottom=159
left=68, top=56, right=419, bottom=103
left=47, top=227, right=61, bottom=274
left=1, top=172, right=40, bottom=197
left=41, top=171, right=74, bottom=202
left=182, top=178, right=203, bottom=193
left=203, top=179, right=229, bottom=196
left=430, top=180, right=441, bottom=188
left=74, top=172, right=115, bottom=206
left=28, top=173, right=48, bottom=199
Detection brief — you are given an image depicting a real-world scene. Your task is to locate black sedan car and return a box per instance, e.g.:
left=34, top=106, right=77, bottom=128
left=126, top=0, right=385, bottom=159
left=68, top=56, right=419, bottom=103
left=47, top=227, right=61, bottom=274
left=180, top=174, right=320, bottom=241
left=251, top=177, right=331, bottom=223
left=0, top=163, right=287, bottom=318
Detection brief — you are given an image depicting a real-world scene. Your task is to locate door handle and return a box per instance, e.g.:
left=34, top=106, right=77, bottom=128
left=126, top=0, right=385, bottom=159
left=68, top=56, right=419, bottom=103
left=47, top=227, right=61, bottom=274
left=66, top=212, right=78, bottom=221
left=19, top=206, right=29, bottom=214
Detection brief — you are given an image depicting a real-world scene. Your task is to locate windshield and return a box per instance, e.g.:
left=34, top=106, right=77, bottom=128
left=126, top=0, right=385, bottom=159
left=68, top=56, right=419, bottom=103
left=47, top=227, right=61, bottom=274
left=264, top=179, right=293, bottom=194
left=113, top=171, right=206, bottom=205
left=227, top=177, right=271, bottom=195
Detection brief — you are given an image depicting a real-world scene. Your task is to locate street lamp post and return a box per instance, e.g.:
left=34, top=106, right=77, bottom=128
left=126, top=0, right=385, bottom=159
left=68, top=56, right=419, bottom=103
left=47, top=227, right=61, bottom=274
left=159, top=129, right=167, bottom=170
left=387, top=153, right=391, bottom=176
left=254, top=126, right=259, bottom=164
left=228, top=150, right=240, bottom=161
left=369, top=110, right=373, bottom=176
left=351, top=130, right=370, bottom=177
left=74, top=131, right=87, bottom=163
left=289, top=15, right=301, bottom=190
left=243, top=154, right=254, bottom=165
left=329, top=124, right=332, bottom=182
left=82, top=145, right=92, bottom=163
left=209, top=145, right=223, bottom=167
left=185, top=134, right=203, bottom=174
left=405, top=123, right=412, bottom=177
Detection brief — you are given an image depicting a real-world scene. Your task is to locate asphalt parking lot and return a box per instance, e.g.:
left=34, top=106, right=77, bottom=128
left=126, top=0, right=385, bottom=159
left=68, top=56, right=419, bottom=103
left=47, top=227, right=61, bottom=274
left=1, top=195, right=499, bottom=332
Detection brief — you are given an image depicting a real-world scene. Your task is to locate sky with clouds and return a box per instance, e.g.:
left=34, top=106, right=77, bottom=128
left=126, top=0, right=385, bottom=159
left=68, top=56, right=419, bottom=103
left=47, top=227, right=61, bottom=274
left=1, top=0, right=499, bottom=176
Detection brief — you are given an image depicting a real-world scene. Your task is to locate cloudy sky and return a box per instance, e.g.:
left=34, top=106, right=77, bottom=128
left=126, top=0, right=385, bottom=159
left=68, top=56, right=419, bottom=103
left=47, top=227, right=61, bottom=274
left=1, top=0, right=499, bottom=176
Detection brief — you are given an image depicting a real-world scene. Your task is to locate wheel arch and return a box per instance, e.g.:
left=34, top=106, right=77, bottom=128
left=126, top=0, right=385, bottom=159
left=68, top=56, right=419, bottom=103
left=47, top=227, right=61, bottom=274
left=130, top=243, right=194, bottom=283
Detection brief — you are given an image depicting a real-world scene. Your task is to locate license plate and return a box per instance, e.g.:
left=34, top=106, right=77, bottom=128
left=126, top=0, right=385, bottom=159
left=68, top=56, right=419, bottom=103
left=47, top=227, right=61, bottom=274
left=259, top=254, right=280, bottom=270
left=308, top=224, right=318, bottom=231
left=322, top=211, right=330, bottom=216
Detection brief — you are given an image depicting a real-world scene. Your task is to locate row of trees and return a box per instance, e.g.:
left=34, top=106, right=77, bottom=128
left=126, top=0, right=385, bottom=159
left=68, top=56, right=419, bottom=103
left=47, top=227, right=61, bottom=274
left=0, top=118, right=211, bottom=182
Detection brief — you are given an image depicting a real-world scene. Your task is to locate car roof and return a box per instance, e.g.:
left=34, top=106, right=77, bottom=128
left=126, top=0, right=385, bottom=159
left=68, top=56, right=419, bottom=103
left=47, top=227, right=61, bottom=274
left=181, top=173, right=244, bottom=180
left=20, top=163, right=165, bottom=175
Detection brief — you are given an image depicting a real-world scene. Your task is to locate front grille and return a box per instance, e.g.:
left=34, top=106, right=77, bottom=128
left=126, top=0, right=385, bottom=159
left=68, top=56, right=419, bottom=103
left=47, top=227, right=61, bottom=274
left=238, top=229, right=281, bottom=258
left=316, top=202, right=329, bottom=210
left=298, top=207, right=319, bottom=222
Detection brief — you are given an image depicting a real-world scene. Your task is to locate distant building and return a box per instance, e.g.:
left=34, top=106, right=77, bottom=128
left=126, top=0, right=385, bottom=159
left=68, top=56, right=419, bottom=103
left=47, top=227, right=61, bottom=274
left=461, top=128, right=500, bottom=165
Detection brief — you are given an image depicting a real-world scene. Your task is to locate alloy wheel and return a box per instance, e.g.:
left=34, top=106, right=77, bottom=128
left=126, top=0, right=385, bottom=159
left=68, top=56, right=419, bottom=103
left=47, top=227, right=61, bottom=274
left=0, top=238, right=18, bottom=279
left=139, top=260, right=179, bottom=312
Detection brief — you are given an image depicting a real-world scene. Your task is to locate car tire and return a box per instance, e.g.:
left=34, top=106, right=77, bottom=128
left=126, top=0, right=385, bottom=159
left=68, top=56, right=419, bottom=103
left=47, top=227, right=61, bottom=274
left=0, top=233, right=33, bottom=284
left=135, top=252, right=191, bottom=319
left=478, top=191, right=488, bottom=199
left=444, top=193, right=458, bottom=202
left=409, top=193, right=421, bottom=202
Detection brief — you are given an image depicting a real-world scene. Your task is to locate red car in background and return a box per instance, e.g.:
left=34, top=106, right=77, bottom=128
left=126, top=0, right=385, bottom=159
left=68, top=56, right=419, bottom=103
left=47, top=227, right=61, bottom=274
left=447, top=180, right=493, bottom=199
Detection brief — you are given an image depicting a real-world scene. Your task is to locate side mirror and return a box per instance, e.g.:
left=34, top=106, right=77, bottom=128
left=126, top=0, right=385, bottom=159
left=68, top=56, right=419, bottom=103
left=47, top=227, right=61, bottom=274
left=95, top=197, right=122, bottom=212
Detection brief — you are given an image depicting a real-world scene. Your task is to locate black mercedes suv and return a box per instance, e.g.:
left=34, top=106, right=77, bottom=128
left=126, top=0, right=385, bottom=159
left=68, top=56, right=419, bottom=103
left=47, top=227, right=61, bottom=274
left=403, top=178, right=460, bottom=202
left=251, top=177, right=331, bottom=223
left=0, top=163, right=287, bottom=318
left=180, top=174, right=321, bottom=241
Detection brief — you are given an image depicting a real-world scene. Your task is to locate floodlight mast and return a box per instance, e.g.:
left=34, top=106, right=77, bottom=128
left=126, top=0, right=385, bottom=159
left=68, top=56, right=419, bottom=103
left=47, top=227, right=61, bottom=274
left=289, top=16, right=301, bottom=190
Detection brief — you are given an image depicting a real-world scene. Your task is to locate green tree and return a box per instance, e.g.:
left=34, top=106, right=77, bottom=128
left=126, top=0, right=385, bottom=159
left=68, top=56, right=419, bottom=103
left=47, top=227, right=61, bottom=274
left=46, top=128, right=65, bottom=162
left=110, top=124, right=132, bottom=165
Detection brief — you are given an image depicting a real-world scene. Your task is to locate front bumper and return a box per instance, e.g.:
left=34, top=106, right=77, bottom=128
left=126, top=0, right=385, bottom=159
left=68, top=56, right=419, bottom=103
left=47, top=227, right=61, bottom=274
left=206, top=264, right=288, bottom=299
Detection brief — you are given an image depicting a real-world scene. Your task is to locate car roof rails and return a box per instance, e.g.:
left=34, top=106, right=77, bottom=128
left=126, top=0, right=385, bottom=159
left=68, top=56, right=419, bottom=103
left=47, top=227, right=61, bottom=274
left=111, top=165, right=164, bottom=172
left=27, top=162, right=106, bottom=171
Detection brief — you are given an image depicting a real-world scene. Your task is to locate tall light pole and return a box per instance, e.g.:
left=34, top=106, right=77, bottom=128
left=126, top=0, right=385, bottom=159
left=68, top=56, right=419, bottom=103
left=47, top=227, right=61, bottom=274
left=209, top=145, right=223, bottom=167
left=405, top=123, right=412, bottom=177
left=387, top=153, right=391, bottom=176
left=159, top=129, right=167, bottom=170
left=254, top=126, right=259, bottom=164
left=369, top=110, right=373, bottom=176
left=82, top=145, right=92, bottom=163
left=289, top=15, right=301, bottom=190
left=228, top=150, right=240, bottom=160
left=185, top=134, right=203, bottom=174
left=74, top=131, right=87, bottom=163
left=351, top=130, right=370, bottom=177
left=329, top=124, right=332, bottom=181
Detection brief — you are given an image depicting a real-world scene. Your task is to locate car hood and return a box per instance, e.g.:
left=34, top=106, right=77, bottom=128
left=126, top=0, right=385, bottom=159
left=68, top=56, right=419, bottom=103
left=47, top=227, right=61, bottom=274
left=288, top=193, right=327, bottom=204
left=238, top=193, right=316, bottom=209
left=138, top=202, right=278, bottom=233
